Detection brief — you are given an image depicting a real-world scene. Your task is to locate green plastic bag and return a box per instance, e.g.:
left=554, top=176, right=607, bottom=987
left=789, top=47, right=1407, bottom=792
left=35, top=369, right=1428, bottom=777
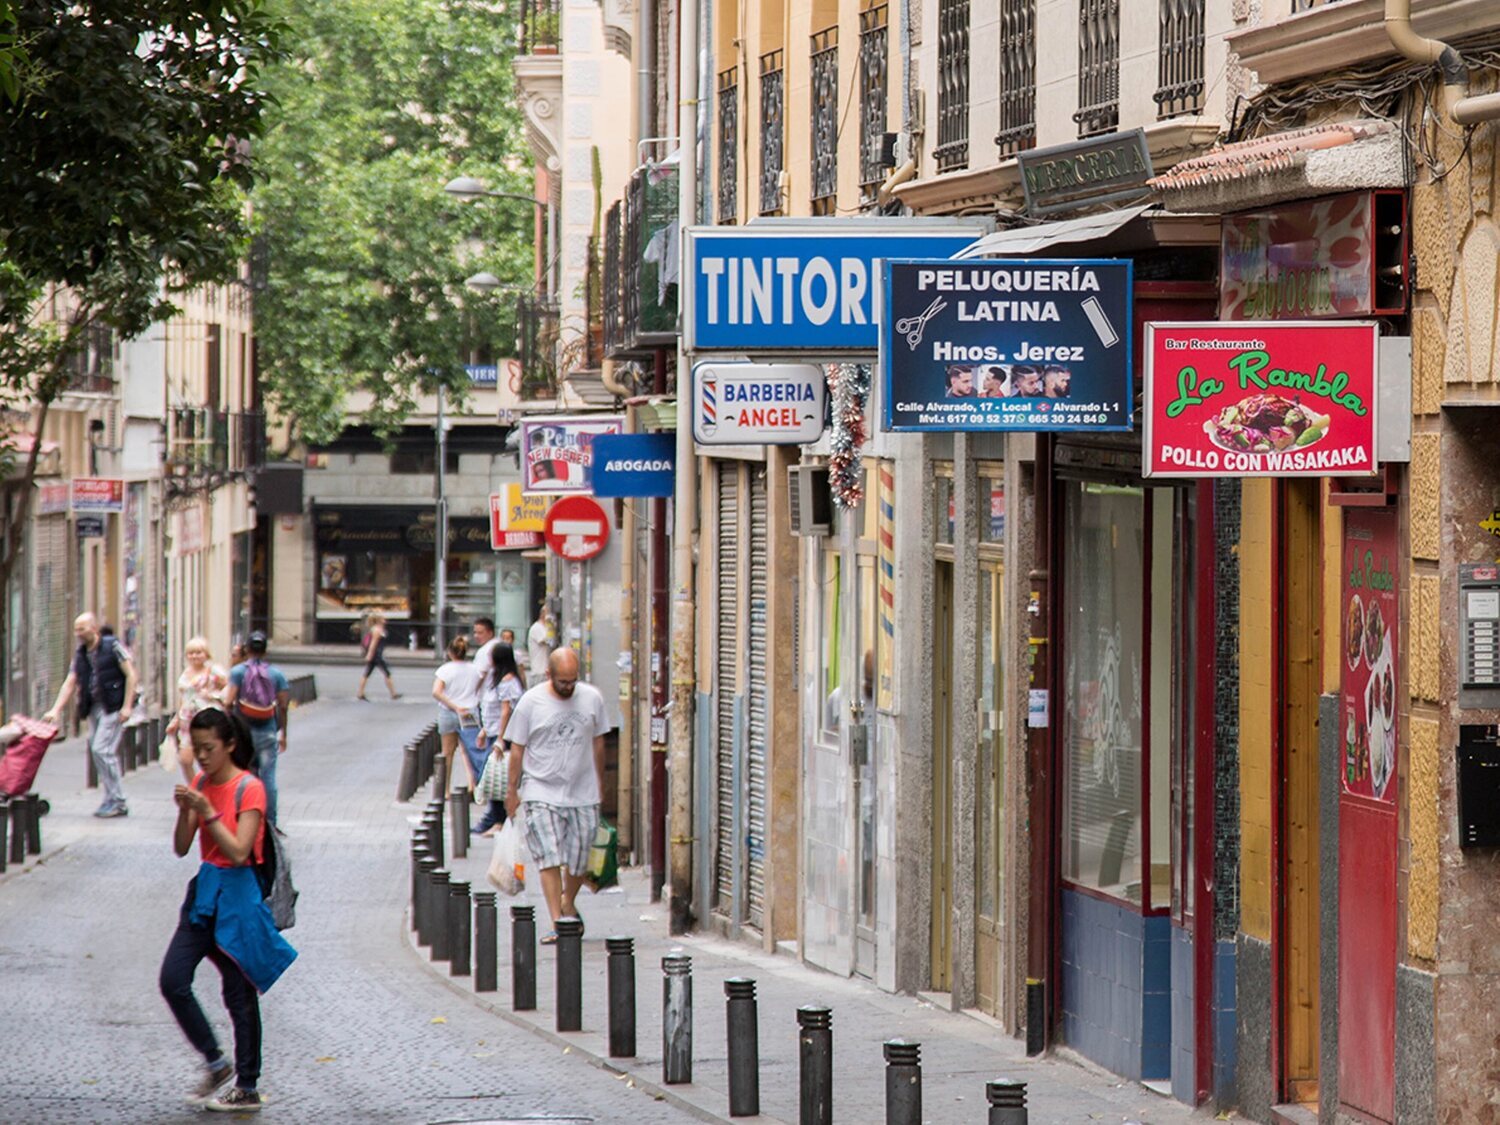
left=586, top=819, right=619, bottom=890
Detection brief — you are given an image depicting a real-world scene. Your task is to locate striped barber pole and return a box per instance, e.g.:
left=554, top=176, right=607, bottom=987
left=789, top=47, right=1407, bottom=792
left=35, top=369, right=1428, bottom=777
left=877, top=461, right=896, bottom=710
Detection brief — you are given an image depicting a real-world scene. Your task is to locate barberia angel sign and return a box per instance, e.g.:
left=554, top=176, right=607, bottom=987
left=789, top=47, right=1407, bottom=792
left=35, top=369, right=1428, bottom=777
left=1143, top=322, right=1379, bottom=478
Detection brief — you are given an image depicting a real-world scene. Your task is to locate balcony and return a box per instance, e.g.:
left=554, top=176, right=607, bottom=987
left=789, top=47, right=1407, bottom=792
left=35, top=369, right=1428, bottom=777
left=718, top=67, right=739, bottom=224
left=517, top=294, right=560, bottom=402
left=935, top=0, right=970, bottom=172
left=521, top=0, right=559, bottom=53
left=62, top=323, right=115, bottom=396
left=165, top=408, right=266, bottom=496
left=810, top=28, right=839, bottom=213
left=1076, top=0, right=1120, bottom=138
left=995, top=0, right=1036, bottom=157
left=858, top=5, right=890, bottom=204
left=604, top=162, right=679, bottom=359
left=513, top=0, right=563, bottom=179
left=759, top=51, right=785, bottom=215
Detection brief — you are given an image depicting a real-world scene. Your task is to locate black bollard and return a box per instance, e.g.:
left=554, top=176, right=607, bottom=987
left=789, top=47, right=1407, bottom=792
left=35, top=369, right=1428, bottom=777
left=398, top=743, right=419, bottom=801
left=8, top=801, right=26, bottom=866
left=724, top=978, right=760, bottom=1116
left=606, top=936, right=637, bottom=1058
left=473, top=892, right=498, bottom=992
left=555, top=917, right=584, bottom=1031
left=884, top=1040, right=922, bottom=1125
left=986, top=1078, right=1028, bottom=1124
left=797, top=1005, right=833, bottom=1125
left=23, top=793, right=41, bottom=854
left=662, top=952, right=692, bottom=1085
left=0, top=802, right=8, bottom=874
left=425, top=802, right=445, bottom=863
left=449, top=787, right=469, bottom=859
left=448, top=880, right=472, bottom=976
left=415, top=857, right=438, bottom=945
left=431, top=755, right=448, bottom=801
left=410, top=844, right=431, bottom=933
left=428, top=869, right=451, bottom=961
left=511, top=904, right=537, bottom=1010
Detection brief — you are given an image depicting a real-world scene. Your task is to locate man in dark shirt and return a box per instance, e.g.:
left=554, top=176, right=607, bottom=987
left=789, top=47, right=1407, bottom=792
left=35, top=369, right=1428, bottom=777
left=43, top=613, right=138, bottom=817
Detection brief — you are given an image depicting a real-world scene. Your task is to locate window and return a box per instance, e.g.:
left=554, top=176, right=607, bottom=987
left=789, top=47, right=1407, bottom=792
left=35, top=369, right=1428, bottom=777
left=819, top=548, right=843, bottom=738
left=717, top=68, right=739, bottom=224
left=935, top=471, right=955, bottom=545
left=810, top=28, right=839, bottom=213
left=858, top=4, right=889, bottom=202
left=935, top=0, right=970, bottom=172
left=996, top=0, right=1035, bottom=156
left=981, top=472, right=1005, bottom=544
left=759, top=51, right=785, bottom=215
left=1075, top=0, right=1119, bottom=138
left=1155, top=0, right=1204, bottom=119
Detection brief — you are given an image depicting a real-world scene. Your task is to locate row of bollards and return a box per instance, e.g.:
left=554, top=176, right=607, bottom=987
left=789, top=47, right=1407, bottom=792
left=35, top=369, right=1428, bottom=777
left=407, top=819, right=1029, bottom=1123
left=396, top=722, right=442, bottom=802
left=0, top=793, right=43, bottom=873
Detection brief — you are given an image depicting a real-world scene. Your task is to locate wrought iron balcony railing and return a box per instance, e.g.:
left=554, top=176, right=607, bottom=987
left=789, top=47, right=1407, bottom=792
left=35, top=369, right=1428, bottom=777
left=603, top=200, right=623, bottom=357
left=996, top=0, right=1036, bottom=156
left=718, top=67, right=739, bottom=224
left=1155, top=0, right=1205, bottom=118
left=518, top=294, right=560, bottom=401
left=858, top=5, right=890, bottom=201
left=759, top=51, right=785, bottom=215
left=1075, top=0, right=1120, bottom=138
left=811, top=28, right=839, bottom=212
left=935, top=0, right=970, bottom=172
left=521, top=0, right=560, bottom=54
left=166, top=409, right=266, bottom=486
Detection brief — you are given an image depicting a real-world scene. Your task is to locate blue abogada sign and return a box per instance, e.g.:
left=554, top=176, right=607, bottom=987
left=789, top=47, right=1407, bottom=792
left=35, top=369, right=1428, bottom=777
left=881, top=258, right=1134, bottom=432
left=589, top=433, right=676, bottom=498
left=685, top=223, right=985, bottom=352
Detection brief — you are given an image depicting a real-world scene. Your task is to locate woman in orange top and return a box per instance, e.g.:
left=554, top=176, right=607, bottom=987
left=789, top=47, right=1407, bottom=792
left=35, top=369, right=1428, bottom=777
left=160, top=707, right=295, bottom=1113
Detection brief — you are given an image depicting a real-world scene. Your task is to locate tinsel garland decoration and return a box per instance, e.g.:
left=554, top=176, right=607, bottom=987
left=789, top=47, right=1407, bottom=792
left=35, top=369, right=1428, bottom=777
left=826, top=362, right=871, bottom=508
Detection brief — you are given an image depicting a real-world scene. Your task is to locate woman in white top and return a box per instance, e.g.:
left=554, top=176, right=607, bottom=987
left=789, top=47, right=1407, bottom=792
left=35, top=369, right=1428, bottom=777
left=474, top=642, right=525, bottom=835
left=164, top=636, right=228, bottom=782
left=432, top=635, right=484, bottom=794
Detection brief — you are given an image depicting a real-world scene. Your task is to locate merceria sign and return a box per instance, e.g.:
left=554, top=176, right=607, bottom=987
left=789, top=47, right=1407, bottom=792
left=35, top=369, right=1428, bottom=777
left=1143, top=322, right=1379, bottom=478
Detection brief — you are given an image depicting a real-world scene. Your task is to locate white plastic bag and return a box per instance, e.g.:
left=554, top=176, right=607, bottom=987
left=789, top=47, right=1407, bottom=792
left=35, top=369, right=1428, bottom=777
left=487, top=816, right=527, bottom=895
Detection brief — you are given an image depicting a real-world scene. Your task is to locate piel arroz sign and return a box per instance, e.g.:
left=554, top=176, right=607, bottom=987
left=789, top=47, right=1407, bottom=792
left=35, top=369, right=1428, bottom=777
left=1143, top=322, right=1379, bottom=478
left=881, top=259, right=1133, bottom=432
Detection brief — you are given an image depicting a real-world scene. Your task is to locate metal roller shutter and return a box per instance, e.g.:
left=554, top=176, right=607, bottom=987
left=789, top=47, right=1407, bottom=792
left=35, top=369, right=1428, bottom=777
left=30, top=513, right=71, bottom=715
left=714, top=463, right=740, bottom=916
left=745, top=466, right=769, bottom=930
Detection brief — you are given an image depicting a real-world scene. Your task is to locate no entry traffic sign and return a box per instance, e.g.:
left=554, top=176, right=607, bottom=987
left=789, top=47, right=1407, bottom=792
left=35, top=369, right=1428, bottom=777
left=543, top=495, right=610, bottom=561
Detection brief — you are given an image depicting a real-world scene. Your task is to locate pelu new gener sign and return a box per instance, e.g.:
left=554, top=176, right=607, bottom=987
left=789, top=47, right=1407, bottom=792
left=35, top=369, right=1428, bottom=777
left=685, top=220, right=988, bottom=352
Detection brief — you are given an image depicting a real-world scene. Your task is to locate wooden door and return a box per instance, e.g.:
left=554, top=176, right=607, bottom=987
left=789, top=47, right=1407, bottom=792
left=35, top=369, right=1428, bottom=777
left=1279, top=478, right=1322, bottom=1105
left=975, top=561, right=1005, bottom=1015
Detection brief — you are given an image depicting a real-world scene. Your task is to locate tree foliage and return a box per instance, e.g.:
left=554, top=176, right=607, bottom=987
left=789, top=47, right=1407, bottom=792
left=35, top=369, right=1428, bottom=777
left=252, top=0, right=535, bottom=445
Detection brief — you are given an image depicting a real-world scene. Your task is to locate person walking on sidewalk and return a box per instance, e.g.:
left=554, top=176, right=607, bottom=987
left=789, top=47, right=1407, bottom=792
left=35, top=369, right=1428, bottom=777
left=43, top=613, right=138, bottom=818
left=433, top=635, right=485, bottom=793
left=160, top=707, right=296, bottom=1113
left=505, top=648, right=608, bottom=943
left=165, top=637, right=229, bottom=783
left=499, top=628, right=527, bottom=688
left=473, top=641, right=524, bottom=836
left=356, top=612, right=400, bottom=701
left=526, top=605, right=555, bottom=684
left=224, top=632, right=290, bottom=825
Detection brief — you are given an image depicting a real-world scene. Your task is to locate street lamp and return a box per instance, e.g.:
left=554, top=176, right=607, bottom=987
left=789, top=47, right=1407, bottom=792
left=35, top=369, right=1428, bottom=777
left=444, top=176, right=556, bottom=300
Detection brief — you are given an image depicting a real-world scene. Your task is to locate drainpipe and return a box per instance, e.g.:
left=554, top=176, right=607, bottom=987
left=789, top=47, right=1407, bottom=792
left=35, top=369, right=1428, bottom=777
left=668, top=0, right=700, bottom=937
left=1383, top=0, right=1500, bottom=125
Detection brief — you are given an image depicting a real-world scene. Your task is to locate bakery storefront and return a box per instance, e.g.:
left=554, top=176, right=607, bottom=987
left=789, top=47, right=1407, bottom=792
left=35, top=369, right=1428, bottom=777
left=312, top=505, right=492, bottom=645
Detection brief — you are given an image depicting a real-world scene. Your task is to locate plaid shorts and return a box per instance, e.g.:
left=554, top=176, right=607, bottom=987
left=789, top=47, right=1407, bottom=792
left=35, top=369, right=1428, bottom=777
left=522, top=801, right=599, bottom=873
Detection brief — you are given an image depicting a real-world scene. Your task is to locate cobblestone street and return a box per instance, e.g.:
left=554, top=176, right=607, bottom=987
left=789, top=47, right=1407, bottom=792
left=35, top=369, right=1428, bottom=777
left=0, top=668, right=699, bottom=1124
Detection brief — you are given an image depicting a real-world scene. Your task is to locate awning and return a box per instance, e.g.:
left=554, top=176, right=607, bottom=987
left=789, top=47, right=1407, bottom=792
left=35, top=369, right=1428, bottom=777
left=953, top=204, right=1155, bottom=258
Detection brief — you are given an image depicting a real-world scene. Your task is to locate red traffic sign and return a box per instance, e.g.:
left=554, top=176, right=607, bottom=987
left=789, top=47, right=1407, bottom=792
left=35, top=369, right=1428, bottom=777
left=543, top=495, right=610, bottom=561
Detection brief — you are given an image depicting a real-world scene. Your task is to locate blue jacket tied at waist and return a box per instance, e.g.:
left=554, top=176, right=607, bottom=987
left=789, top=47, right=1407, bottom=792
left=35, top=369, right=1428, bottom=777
left=190, top=863, right=297, bottom=993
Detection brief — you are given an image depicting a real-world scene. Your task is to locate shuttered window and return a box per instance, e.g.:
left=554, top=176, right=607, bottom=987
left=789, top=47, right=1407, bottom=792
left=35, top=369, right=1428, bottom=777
left=714, top=463, right=741, bottom=916
left=745, top=467, right=769, bottom=928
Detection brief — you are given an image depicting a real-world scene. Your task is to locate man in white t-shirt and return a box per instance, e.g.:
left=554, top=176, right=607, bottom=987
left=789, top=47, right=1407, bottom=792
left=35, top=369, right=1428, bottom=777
left=527, top=606, right=554, bottom=682
left=505, top=647, right=608, bottom=940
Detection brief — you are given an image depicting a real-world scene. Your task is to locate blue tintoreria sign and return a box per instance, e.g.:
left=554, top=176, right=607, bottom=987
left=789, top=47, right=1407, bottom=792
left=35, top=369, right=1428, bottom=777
left=684, top=220, right=989, bottom=353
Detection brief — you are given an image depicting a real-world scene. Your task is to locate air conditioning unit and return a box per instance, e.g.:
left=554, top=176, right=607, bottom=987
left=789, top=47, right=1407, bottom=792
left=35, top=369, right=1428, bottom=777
left=788, top=464, right=832, bottom=537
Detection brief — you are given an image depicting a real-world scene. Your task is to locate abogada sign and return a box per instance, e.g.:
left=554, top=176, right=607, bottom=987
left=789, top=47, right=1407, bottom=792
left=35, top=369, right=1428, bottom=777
left=684, top=219, right=988, bottom=352
left=694, top=362, right=826, bottom=446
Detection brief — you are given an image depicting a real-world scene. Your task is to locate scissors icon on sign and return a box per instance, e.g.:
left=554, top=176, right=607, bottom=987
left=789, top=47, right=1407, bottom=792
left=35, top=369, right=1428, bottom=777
left=894, top=297, right=948, bottom=350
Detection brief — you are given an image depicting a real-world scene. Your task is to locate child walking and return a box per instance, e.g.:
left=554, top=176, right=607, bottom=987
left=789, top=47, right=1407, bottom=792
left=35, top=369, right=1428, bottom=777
left=159, top=707, right=296, bottom=1112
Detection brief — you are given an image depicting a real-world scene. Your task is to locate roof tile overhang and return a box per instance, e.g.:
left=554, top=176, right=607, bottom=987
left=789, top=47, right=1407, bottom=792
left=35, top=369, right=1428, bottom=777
left=1148, top=119, right=1408, bottom=214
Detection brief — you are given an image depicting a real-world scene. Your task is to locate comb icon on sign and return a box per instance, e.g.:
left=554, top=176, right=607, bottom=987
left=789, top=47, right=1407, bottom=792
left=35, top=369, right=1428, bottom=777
left=1081, top=297, right=1119, bottom=348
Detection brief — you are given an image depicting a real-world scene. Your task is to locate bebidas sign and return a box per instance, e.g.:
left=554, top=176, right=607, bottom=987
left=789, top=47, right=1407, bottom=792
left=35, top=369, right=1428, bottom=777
left=684, top=219, right=988, bottom=352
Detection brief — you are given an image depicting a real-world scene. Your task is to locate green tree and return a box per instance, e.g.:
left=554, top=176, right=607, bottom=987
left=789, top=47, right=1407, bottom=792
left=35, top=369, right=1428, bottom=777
left=0, top=0, right=283, bottom=638
left=252, top=0, right=535, bottom=445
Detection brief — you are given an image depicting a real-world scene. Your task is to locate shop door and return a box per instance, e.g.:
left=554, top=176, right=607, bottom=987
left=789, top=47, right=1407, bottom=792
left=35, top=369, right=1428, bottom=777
left=713, top=463, right=741, bottom=919
left=975, top=561, right=1006, bottom=1016
left=1278, top=479, right=1322, bottom=1106
left=745, top=466, right=769, bottom=931
left=852, top=550, right=878, bottom=976
left=1337, top=507, right=1398, bottom=1122
left=931, top=559, right=955, bottom=991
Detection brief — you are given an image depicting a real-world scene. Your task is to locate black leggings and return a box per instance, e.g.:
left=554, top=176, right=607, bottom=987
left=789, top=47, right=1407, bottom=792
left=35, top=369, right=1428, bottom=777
left=363, top=654, right=391, bottom=678
left=159, top=882, right=261, bottom=1087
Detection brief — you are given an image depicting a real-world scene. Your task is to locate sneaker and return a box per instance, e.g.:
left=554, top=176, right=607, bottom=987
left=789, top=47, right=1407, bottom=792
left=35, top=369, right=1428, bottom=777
left=187, top=1061, right=234, bottom=1105
left=206, top=1087, right=262, bottom=1113
left=540, top=930, right=558, bottom=946
left=97, top=805, right=128, bottom=819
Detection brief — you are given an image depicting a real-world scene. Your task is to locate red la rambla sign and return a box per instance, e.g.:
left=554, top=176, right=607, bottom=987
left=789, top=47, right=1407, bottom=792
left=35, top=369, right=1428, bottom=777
left=1143, top=322, right=1379, bottom=478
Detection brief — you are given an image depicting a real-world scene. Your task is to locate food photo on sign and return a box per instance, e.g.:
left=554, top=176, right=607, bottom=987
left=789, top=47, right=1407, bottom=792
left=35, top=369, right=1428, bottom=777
left=1341, top=510, right=1399, bottom=801
left=881, top=258, right=1133, bottom=433
left=1142, top=321, right=1380, bottom=478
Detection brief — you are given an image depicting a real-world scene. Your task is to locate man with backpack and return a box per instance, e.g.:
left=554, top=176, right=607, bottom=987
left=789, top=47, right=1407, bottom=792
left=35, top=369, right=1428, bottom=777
left=225, top=631, right=291, bottom=824
left=43, top=613, right=139, bottom=818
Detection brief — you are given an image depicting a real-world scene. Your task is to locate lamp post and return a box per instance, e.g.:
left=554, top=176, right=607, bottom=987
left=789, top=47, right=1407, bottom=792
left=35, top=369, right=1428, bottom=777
left=443, top=176, right=556, bottom=300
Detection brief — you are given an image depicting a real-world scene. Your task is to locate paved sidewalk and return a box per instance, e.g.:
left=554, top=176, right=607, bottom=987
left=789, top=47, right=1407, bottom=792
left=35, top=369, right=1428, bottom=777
left=422, top=831, right=1213, bottom=1125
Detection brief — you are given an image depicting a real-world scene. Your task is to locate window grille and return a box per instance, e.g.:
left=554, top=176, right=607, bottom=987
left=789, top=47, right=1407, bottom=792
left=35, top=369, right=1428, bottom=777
left=63, top=323, right=115, bottom=395
left=935, top=0, right=970, bottom=172
left=602, top=201, right=622, bottom=356
left=811, top=28, right=839, bottom=211
left=858, top=5, right=890, bottom=200
left=759, top=51, right=785, bottom=215
left=996, top=0, right=1035, bottom=156
left=1074, top=0, right=1119, bottom=138
left=717, top=68, right=739, bottom=224
left=1155, top=0, right=1204, bottom=118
